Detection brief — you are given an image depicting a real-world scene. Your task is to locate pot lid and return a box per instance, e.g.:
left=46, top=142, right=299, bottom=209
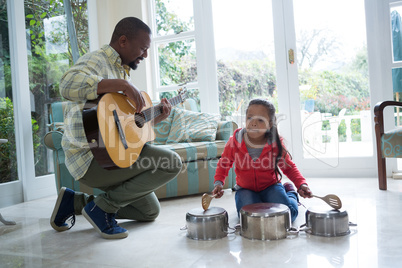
left=187, top=207, right=226, bottom=217
left=307, top=206, right=348, bottom=217
left=240, top=203, right=289, bottom=217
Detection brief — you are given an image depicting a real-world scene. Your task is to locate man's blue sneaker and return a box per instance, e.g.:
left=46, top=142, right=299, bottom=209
left=50, top=187, right=76, bottom=232
left=82, top=201, right=128, bottom=239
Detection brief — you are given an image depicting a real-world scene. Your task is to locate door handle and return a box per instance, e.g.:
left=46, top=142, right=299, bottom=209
left=288, top=49, right=295, bottom=64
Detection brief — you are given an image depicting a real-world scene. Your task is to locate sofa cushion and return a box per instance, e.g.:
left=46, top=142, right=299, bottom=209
left=216, top=121, right=237, bottom=141
left=152, top=109, right=176, bottom=145
left=382, top=127, right=402, bottom=157
left=167, top=108, right=221, bottom=143
left=158, top=140, right=227, bottom=162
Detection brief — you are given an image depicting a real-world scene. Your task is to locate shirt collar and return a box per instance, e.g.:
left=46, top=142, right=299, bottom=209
left=101, top=44, right=131, bottom=77
left=101, top=44, right=121, bottom=65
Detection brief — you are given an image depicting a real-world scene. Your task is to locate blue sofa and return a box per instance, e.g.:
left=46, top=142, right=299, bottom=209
left=43, top=99, right=237, bottom=199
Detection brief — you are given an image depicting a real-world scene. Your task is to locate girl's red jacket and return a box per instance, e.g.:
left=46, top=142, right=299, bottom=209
left=214, top=128, right=308, bottom=191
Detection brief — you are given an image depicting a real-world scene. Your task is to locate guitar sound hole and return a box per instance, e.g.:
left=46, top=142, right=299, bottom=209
left=135, top=113, right=146, bottom=128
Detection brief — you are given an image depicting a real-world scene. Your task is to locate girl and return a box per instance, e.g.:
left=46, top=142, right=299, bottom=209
left=212, top=99, right=312, bottom=222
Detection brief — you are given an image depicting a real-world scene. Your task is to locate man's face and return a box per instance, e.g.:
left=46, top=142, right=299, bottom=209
left=121, top=30, right=151, bottom=70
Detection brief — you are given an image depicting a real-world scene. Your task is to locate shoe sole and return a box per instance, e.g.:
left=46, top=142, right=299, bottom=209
left=82, top=207, right=128, bottom=239
left=50, top=187, right=70, bottom=232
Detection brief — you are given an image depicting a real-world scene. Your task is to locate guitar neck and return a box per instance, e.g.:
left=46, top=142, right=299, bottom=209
left=140, top=94, right=183, bottom=123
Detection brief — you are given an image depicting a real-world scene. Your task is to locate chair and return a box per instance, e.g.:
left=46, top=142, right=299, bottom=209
left=373, top=101, right=402, bottom=190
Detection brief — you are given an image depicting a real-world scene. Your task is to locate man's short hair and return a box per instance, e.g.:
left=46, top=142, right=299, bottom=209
left=111, top=17, right=151, bottom=43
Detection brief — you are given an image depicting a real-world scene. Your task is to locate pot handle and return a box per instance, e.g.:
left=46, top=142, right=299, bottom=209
left=298, top=223, right=311, bottom=232
left=286, top=226, right=299, bottom=237
left=349, top=221, right=357, bottom=227
left=180, top=225, right=187, bottom=231
left=224, top=225, right=236, bottom=234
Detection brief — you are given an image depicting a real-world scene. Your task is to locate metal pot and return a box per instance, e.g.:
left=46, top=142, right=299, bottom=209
left=240, top=203, right=298, bottom=240
left=183, top=207, right=230, bottom=240
left=300, top=206, right=357, bottom=237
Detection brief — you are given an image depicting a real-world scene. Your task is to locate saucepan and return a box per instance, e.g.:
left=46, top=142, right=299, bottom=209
left=181, top=207, right=235, bottom=240
left=300, top=206, right=357, bottom=237
left=240, top=203, right=299, bottom=240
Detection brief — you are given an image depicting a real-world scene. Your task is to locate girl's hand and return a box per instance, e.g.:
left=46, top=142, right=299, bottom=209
left=212, top=185, right=224, bottom=198
left=298, top=184, right=313, bottom=198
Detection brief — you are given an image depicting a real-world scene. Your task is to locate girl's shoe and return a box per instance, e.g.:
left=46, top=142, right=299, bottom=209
left=283, top=182, right=296, bottom=193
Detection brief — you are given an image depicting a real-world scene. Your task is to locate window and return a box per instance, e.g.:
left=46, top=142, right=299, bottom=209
left=148, top=0, right=219, bottom=113
left=391, top=2, right=402, bottom=126
left=24, top=0, right=89, bottom=177
left=0, top=0, right=18, bottom=184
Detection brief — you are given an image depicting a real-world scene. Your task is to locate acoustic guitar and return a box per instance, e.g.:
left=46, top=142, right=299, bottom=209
left=83, top=89, right=187, bottom=170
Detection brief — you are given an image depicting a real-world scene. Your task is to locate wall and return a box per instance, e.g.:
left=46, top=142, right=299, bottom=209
left=88, top=0, right=152, bottom=94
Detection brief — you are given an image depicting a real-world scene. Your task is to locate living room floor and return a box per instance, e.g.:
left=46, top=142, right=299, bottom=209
left=0, top=177, right=401, bottom=268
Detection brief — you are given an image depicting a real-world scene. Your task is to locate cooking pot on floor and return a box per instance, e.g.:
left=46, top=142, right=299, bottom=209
left=182, top=207, right=233, bottom=240
left=300, top=206, right=357, bottom=237
left=240, top=203, right=298, bottom=240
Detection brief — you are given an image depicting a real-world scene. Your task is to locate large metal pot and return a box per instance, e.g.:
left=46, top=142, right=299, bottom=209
left=183, top=207, right=230, bottom=240
left=300, top=206, right=357, bottom=237
left=240, top=203, right=298, bottom=240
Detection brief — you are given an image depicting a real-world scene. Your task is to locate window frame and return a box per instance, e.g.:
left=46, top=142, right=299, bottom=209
left=147, top=0, right=219, bottom=113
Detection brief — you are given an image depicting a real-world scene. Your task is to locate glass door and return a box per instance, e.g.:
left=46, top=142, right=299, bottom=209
left=212, top=0, right=375, bottom=176
left=212, top=0, right=279, bottom=127
left=391, top=1, right=402, bottom=173
left=283, top=0, right=375, bottom=175
left=1, top=0, right=90, bottom=207
left=0, top=0, right=23, bottom=207
left=24, top=0, right=89, bottom=179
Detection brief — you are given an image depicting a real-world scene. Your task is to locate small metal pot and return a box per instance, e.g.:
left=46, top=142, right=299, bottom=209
left=240, top=203, right=298, bottom=240
left=183, top=207, right=230, bottom=240
left=300, top=206, right=357, bottom=237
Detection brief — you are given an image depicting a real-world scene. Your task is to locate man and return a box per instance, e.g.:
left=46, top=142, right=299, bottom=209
left=50, top=17, right=182, bottom=239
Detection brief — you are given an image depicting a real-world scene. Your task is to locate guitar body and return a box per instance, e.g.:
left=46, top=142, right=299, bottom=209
left=83, top=92, right=155, bottom=170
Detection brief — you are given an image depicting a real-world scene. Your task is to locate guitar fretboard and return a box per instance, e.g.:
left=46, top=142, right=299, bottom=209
left=138, top=94, right=184, bottom=124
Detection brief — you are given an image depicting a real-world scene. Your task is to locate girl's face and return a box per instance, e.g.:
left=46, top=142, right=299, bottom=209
left=246, top=104, right=271, bottom=141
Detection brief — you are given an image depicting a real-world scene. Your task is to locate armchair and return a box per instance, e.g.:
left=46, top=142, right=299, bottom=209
left=374, top=101, right=402, bottom=190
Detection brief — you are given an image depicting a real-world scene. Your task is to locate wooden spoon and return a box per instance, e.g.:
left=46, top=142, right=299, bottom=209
left=201, top=193, right=216, bottom=210
left=312, top=194, right=342, bottom=210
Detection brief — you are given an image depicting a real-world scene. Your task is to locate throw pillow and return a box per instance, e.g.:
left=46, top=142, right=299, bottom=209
left=152, top=109, right=176, bottom=145
left=215, top=121, right=234, bottom=141
left=167, top=108, right=221, bottom=143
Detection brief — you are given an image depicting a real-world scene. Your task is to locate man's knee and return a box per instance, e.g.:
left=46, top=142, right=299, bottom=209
left=171, top=152, right=183, bottom=174
left=141, top=205, right=160, bottom=221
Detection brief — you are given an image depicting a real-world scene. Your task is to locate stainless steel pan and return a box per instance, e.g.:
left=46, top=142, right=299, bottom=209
left=240, top=203, right=298, bottom=240
left=300, top=206, right=357, bottom=237
left=182, top=207, right=233, bottom=240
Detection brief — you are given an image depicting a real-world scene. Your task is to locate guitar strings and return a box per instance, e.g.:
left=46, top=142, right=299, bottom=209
left=135, top=95, right=183, bottom=125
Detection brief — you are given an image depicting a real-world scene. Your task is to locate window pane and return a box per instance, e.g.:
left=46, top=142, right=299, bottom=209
left=158, top=39, right=197, bottom=86
left=212, top=0, right=277, bottom=124
left=391, top=6, right=402, bottom=63
left=160, top=88, right=200, bottom=112
left=294, top=0, right=372, bottom=159
left=24, top=0, right=89, bottom=177
left=391, top=5, right=402, bottom=128
left=155, top=0, right=194, bottom=36
left=0, top=1, right=18, bottom=183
